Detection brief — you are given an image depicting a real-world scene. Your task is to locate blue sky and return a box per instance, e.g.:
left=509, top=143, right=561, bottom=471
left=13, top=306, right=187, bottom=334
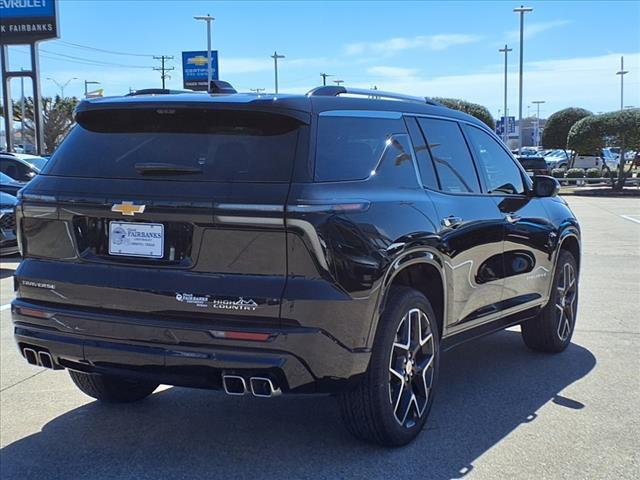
left=4, top=0, right=640, bottom=118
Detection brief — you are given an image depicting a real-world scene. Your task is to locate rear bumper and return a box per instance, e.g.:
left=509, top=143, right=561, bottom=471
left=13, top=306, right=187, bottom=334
left=11, top=299, right=371, bottom=393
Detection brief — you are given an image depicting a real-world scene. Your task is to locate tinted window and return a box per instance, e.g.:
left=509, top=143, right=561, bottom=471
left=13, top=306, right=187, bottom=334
left=44, top=109, right=302, bottom=182
left=466, top=126, right=525, bottom=195
left=373, top=134, right=420, bottom=187
left=417, top=118, right=480, bottom=193
left=405, top=117, right=438, bottom=189
left=0, top=159, right=32, bottom=182
left=315, top=116, right=404, bottom=182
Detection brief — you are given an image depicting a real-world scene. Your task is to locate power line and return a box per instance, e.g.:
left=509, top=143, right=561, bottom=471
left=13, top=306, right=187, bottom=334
left=153, top=56, right=175, bottom=89
left=55, top=40, right=157, bottom=57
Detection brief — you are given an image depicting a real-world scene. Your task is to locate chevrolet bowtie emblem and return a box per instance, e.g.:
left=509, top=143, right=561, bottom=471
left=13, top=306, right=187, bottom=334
left=111, top=202, right=146, bottom=216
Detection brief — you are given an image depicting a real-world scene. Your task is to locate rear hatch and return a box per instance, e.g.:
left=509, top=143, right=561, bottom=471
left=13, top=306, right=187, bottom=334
left=16, top=102, right=309, bottom=328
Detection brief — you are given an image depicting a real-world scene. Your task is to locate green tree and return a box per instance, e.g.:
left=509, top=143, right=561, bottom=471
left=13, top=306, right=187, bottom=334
left=433, top=98, right=495, bottom=130
left=1, top=96, right=79, bottom=154
left=567, top=109, right=640, bottom=191
left=541, top=107, right=592, bottom=150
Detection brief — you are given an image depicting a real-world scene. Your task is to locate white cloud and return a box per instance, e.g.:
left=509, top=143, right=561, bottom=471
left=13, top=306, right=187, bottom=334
left=345, top=34, right=483, bottom=56
left=507, top=20, right=572, bottom=41
left=348, top=53, right=640, bottom=116
left=367, top=66, right=420, bottom=78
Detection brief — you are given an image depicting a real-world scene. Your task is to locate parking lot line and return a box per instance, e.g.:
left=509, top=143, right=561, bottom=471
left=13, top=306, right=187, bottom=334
left=620, top=214, right=640, bottom=224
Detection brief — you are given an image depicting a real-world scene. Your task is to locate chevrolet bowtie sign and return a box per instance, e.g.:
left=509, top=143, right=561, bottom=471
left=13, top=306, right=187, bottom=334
left=0, top=0, right=59, bottom=44
left=182, top=50, right=219, bottom=91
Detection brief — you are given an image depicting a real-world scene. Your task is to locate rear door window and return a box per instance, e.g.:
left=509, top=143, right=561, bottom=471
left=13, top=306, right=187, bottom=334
left=44, top=109, right=303, bottom=183
left=417, top=118, right=481, bottom=194
left=465, top=125, right=525, bottom=195
left=314, top=114, right=405, bottom=182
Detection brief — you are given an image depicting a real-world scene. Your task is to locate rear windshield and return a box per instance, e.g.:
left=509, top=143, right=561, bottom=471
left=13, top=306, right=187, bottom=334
left=43, top=109, right=302, bottom=182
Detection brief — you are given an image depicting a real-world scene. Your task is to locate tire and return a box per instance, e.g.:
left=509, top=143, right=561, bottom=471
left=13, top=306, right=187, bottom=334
left=521, top=250, right=578, bottom=353
left=69, top=370, right=158, bottom=403
left=338, top=286, right=440, bottom=446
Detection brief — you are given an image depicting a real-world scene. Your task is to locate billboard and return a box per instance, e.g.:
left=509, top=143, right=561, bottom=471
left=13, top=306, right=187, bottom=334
left=182, top=50, right=219, bottom=91
left=0, top=0, right=59, bottom=44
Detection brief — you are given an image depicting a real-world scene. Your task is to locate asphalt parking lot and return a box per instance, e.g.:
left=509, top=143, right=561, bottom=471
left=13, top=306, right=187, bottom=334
left=0, top=195, right=638, bottom=480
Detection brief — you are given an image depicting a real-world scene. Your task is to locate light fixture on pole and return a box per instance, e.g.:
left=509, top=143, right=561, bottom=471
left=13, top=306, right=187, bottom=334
left=333, top=79, right=344, bottom=86
left=194, top=14, right=215, bottom=92
left=616, top=56, right=628, bottom=111
left=532, top=100, right=545, bottom=148
left=513, top=5, right=533, bottom=153
left=320, top=73, right=333, bottom=86
left=84, top=80, right=100, bottom=97
left=46, top=77, right=78, bottom=97
left=499, top=44, right=512, bottom=143
left=271, top=51, right=285, bottom=94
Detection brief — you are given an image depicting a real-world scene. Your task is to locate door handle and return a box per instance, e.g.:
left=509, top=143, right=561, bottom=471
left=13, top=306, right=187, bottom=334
left=505, top=214, right=521, bottom=223
left=441, top=216, right=463, bottom=228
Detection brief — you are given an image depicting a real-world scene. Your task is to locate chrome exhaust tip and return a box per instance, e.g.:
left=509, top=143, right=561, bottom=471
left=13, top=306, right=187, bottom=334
left=249, top=377, right=281, bottom=398
left=38, top=351, right=54, bottom=369
left=222, top=375, right=247, bottom=396
left=23, top=348, right=39, bottom=366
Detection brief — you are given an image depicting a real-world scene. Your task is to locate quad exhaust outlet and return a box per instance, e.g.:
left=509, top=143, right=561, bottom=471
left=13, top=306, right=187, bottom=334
left=21, top=347, right=57, bottom=369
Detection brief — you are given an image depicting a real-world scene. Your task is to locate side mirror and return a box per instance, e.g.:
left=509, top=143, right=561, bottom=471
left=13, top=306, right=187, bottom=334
left=531, top=175, right=560, bottom=198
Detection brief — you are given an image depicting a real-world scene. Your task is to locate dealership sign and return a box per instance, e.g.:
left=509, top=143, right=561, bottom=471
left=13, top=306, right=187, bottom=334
left=182, top=50, right=219, bottom=91
left=0, top=0, right=59, bottom=44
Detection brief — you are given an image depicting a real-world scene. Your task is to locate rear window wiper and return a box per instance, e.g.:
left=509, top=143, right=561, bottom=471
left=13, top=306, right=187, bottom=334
left=134, top=163, right=203, bottom=175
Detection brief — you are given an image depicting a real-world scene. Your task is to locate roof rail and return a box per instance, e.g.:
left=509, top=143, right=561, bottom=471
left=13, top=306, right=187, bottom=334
left=307, top=86, right=441, bottom=106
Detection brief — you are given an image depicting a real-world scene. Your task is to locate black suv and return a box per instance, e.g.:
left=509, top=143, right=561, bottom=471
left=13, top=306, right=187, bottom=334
left=11, top=86, right=580, bottom=446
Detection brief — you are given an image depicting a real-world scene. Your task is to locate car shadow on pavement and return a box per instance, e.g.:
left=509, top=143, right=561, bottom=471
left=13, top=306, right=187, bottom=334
left=0, top=254, right=20, bottom=280
left=0, top=330, right=596, bottom=480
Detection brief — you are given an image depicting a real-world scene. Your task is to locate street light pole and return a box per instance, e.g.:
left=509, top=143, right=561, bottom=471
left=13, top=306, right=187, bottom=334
left=194, top=15, right=215, bottom=91
left=320, top=73, right=333, bottom=86
left=333, top=79, right=344, bottom=86
left=514, top=5, right=533, bottom=153
left=46, top=77, right=78, bottom=97
left=532, top=100, right=545, bottom=148
left=499, top=44, right=512, bottom=143
left=271, top=51, right=285, bottom=94
left=616, top=56, right=628, bottom=111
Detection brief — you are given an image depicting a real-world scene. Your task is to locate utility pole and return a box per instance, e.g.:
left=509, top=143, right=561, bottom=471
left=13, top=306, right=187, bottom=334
left=320, top=73, right=333, bottom=86
left=514, top=5, right=533, bottom=153
left=153, top=56, right=175, bottom=89
left=532, top=100, right=545, bottom=148
left=250, top=88, right=265, bottom=94
left=194, top=15, right=215, bottom=91
left=46, top=77, right=77, bottom=97
left=333, top=79, right=344, bottom=86
left=499, top=44, right=512, bottom=143
left=616, top=56, right=628, bottom=111
left=271, top=51, right=285, bottom=94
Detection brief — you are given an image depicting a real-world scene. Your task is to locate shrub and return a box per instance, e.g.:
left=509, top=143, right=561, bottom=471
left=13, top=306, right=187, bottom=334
left=551, top=168, right=565, bottom=178
left=565, top=168, right=585, bottom=178
left=433, top=97, right=495, bottom=130
left=542, top=107, right=592, bottom=150
left=585, top=168, right=601, bottom=178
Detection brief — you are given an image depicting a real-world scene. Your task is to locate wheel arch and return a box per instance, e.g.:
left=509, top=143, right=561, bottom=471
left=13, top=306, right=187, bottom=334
left=367, top=248, right=447, bottom=347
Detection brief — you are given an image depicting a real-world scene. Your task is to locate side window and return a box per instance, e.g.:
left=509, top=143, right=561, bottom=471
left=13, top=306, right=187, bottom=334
left=405, top=117, right=438, bottom=189
left=417, top=118, right=480, bottom=194
left=314, top=115, right=404, bottom=182
left=1, top=159, right=28, bottom=182
left=465, top=125, right=525, bottom=195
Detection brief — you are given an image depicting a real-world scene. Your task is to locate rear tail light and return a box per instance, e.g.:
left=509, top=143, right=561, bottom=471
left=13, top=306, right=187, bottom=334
left=17, top=307, right=55, bottom=319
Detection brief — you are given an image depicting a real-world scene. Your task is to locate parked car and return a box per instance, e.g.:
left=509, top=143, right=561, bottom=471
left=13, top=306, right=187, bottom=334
left=544, top=149, right=573, bottom=170
left=572, top=153, right=610, bottom=173
left=0, top=152, right=49, bottom=182
left=0, top=171, right=25, bottom=196
left=11, top=85, right=581, bottom=446
left=0, top=191, right=18, bottom=256
left=516, top=155, right=550, bottom=176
